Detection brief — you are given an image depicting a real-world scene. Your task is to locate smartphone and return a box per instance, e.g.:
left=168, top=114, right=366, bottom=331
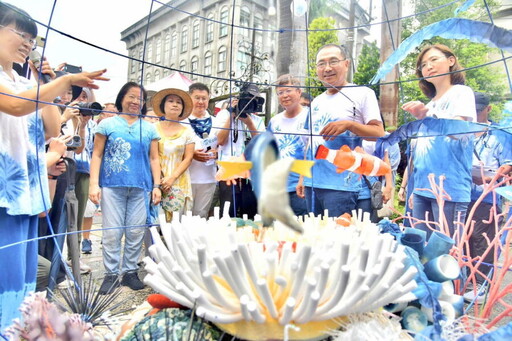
left=63, top=64, right=82, bottom=74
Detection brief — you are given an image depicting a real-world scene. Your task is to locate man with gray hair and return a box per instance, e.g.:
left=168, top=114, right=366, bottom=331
left=297, top=44, right=385, bottom=217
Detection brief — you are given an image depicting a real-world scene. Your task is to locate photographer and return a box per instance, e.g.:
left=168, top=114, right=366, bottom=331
left=216, top=86, right=265, bottom=219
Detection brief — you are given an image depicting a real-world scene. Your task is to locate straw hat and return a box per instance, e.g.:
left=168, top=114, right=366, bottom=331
left=151, top=88, right=193, bottom=120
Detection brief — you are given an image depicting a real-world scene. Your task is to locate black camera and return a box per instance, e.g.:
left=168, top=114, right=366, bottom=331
left=235, top=83, right=264, bottom=118
left=63, top=64, right=82, bottom=74
left=77, top=102, right=102, bottom=116
left=66, top=135, right=82, bottom=150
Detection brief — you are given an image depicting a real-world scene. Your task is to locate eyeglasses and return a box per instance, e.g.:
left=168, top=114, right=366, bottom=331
left=276, top=88, right=297, bottom=97
left=0, top=24, right=37, bottom=50
left=127, top=95, right=144, bottom=103
left=316, top=58, right=346, bottom=69
left=418, top=55, right=448, bottom=72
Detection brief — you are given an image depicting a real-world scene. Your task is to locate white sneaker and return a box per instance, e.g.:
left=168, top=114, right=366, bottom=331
left=66, top=259, right=92, bottom=274
left=463, top=284, right=487, bottom=303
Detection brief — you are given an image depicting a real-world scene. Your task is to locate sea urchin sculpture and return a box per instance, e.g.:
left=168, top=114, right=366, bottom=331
left=143, top=212, right=417, bottom=340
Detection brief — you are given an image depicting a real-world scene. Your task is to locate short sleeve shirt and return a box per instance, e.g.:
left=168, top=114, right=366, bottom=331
left=96, top=116, right=159, bottom=191
left=303, top=85, right=382, bottom=191
left=267, top=107, right=308, bottom=191
left=0, top=66, right=50, bottom=216
left=413, top=85, right=476, bottom=202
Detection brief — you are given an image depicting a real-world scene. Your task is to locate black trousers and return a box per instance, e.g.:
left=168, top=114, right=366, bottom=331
left=467, top=201, right=502, bottom=284
left=219, top=179, right=257, bottom=220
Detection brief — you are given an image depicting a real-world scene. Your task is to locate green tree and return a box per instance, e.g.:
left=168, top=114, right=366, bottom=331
left=353, top=42, right=381, bottom=98
left=398, top=0, right=507, bottom=124
left=307, top=17, right=339, bottom=97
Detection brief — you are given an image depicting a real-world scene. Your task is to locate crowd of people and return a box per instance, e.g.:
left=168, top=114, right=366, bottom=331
left=1, top=1, right=511, bottom=333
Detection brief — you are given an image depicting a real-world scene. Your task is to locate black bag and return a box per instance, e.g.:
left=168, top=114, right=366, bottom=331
left=364, top=176, right=383, bottom=210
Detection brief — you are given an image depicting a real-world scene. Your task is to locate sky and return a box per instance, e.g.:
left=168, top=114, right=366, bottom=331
left=9, top=0, right=162, bottom=104
left=8, top=0, right=387, bottom=104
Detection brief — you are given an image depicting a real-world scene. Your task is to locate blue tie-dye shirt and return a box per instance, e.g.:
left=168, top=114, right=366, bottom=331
left=96, top=116, right=159, bottom=191
left=303, top=86, right=382, bottom=191
left=412, top=85, right=476, bottom=202
left=0, top=66, right=50, bottom=216
left=267, top=107, right=308, bottom=192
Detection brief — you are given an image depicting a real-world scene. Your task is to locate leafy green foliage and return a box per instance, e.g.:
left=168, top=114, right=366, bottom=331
left=353, top=42, right=381, bottom=98
left=306, top=17, right=339, bottom=97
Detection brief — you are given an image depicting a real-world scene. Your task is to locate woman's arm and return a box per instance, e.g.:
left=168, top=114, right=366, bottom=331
left=149, top=139, right=162, bottom=205
left=88, top=133, right=106, bottom=204
left=0, top=70, right=108, bottom=117
left=161, top=142, right=195, bottom=192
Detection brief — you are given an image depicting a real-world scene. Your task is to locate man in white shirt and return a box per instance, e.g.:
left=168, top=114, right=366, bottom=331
left=267, top=74, right=308, bottom=216
left=185, top=83, right=218, bottom=218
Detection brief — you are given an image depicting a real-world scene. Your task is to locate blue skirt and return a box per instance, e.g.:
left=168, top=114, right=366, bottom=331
left=0, top=208, right=38, bottom=332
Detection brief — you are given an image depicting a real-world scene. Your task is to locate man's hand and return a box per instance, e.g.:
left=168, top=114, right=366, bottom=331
left=193, top=149, right=216, bottom=162
left=320, top=120, right=353, bottom=141
left=296, top=176, right=305, bottom=198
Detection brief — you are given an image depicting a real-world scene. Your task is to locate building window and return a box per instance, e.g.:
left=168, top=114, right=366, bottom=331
left=164, top=68, right=170, bottom=77
left=138, top=47, right=143, bottom=72
left=164, top=33, right=170, bottom=62
left=206, top=13, right=214, bottom=43
left=146, top=41, right=153, bottom=63
left=254, top=14, right=263, bottom=47
left=218, top=46, right=227, bottom=72
left=240, top=6, right=250, bottom=38
left=155, top=38, right=161, bottom=63
left=154, top=69, right=160, bottom=81
left=130, top=50, right=136, bottom=74
left=237, top=45, right=251, bottom=73
left=204, top=51, right=212, bottom=76
left=219, top=7, right=228, bottom=37
left=171, top=32, right=177, bottom=58
left=181, top=26, right=188, bottom=53
left=145, top=72, right=152, bottom=85
left=192, top=20, right=200, bottom=48
left=179, top=60, right=186, bottom=71
left=191, top=56, right=198, bottom=80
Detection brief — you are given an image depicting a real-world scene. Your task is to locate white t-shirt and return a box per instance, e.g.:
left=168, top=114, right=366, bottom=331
left=183, top=112, right=218, bottom=184
left=425, top=84, right=476, bottom=121
left=303, top=85, right=382, bottom=191
left=216, top=109, right=265, bottom=161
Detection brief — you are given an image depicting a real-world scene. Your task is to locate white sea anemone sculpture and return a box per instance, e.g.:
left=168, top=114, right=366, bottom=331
left=143, top=211, right=417, bottom=340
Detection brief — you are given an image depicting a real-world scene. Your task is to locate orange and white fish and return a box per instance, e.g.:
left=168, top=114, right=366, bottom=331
left=315, top=144, right=391, bottom=176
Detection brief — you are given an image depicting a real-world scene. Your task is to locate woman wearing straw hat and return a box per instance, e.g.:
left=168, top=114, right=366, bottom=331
left=152, top=88, right=195, bottom=221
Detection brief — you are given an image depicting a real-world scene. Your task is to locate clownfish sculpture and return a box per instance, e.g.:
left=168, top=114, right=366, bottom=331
left=315, top=145, right=391, bottom=176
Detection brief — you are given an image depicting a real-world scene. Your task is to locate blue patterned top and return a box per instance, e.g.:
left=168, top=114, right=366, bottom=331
left=267, top=107, right=308, bottom=192
left=0, top=66, right=50, bottom=216
left=413, top=85, right=476, bottom=202
left=96, top=116, right=159, bottom=191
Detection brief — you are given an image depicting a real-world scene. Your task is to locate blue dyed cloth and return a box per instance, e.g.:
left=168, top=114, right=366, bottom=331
left=267, top=107, right=308, bottom=192
left=303, top=86, right=381, bottom=192
left=74, top=119, right=97, bottom=174
left=0, top=66, right=50, bottom=216
left=96, top=116, right=159, bottom=191
left=471, top=122, right=512, bottom=205
left=371, top=19, right=512, bottom=84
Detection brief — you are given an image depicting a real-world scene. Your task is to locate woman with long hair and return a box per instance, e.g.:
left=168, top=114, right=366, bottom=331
left=89, top=82, right=161, bottom=294
left=402, top=44, right=476, bottom=238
